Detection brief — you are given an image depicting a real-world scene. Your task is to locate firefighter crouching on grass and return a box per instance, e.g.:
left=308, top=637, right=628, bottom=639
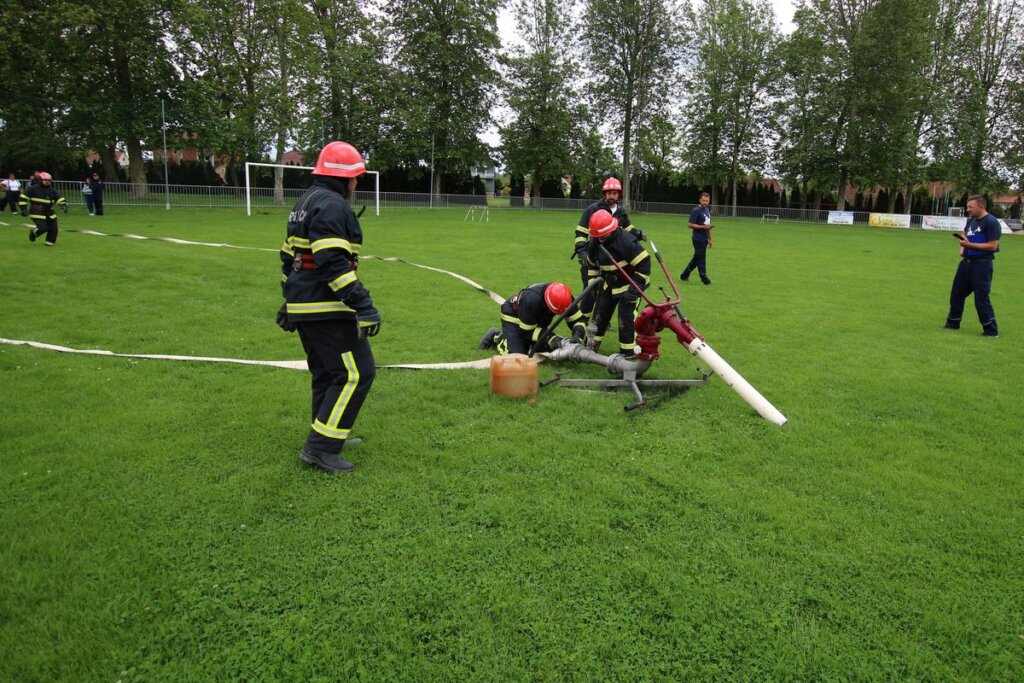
left=586, top=209, right=651, bottom=358
left=20, top=172, right=67, bottom=246
left=276, top=141, right=379, bottom=475
left=479, top=282, right=586, bottom=355
left=572, top=177, right=646, bottom=319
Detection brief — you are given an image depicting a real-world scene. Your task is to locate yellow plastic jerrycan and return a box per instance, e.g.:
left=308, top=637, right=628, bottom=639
left=489, top=353, right=538, bottom=400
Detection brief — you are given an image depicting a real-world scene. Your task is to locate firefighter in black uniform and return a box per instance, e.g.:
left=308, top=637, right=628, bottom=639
left=479, top=282, right=585, bottom=355
left=573, top=177, right=646, bottom=319
left=585, top=209, right=651, bottom=357
left=20, top=172, right=67, bottom=246
left=277, top=141, right=379, bottom=474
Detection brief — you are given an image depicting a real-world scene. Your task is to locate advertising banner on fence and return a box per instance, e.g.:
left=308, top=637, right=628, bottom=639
left=922, top=216, right=966, bottom=231
left=828, top=211, right=854, bottom=225
left=922, top=215, right=1015, bottom=234
left=869, top=212, right=912, bottom=228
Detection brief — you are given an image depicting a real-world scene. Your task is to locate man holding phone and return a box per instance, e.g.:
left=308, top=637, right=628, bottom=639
left=944, top=195, right=1001, bottom=336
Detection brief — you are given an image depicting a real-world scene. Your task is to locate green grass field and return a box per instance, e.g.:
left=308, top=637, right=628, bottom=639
left=1, top=206, right=1022, bottom=681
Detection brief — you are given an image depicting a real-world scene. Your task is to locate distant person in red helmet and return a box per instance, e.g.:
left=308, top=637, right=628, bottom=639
left=478, top=282, right=587, bottom=355
left=276, top=141, right=378, bottom=474
left=584, top=209, right=651, bottom=357
left=20, top=172, right=68, bottom=246
left=572, top=177, right=646, bottom=319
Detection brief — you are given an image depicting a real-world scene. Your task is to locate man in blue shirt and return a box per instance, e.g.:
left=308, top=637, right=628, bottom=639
left=680, top=192, right=713, bottom=285
left=945, top=195, right=1001, bottom=337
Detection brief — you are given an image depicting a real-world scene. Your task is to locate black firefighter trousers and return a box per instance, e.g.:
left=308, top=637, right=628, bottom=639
left=297, top=319, right=376, bottom=455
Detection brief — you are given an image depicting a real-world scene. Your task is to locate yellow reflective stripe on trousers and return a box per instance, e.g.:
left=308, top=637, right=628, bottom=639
left=311, top=237, right=353, bottom=253
left=311, top=351, right=359, bottom=439
left=286, top=300, right=355, bottom=314
left=327, top=270, right=358, bottom=292
left=500, top=313, right=535, bottom=331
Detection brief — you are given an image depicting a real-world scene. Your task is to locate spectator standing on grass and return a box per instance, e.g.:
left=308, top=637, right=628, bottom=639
left=573, top=177, right=646, bottom=321
left=276, top=141, right=378, bottom=475
left=945, top=195, right=1001, bottom=337
left=0, top=172, right=21, bottom=213
left=680, top=191, right=713, bottom=285
left=90, top=172, right=105, bottom=215
left=478, top=282, right=585, bottom=355
left=82, top=176, right=95, bottom=215
left=19, top=171, right=67, bottom=246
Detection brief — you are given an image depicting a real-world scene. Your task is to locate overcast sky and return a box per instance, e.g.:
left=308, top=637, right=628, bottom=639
left=496, top=0, right=796, bottom=46
left=484, top=1, right=796, bottom=150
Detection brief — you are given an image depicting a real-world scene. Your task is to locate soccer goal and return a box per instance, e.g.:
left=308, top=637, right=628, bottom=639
left=244, top=162, right=380, bottom=217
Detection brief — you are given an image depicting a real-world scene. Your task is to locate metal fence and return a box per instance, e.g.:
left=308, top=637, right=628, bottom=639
left=24, top=179, right=1008, bottom=231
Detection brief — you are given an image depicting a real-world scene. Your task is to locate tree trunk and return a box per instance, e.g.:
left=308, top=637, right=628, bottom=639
left=730, top=173, right=738, bottom=217
left=126, top=137, right=147, bottom=199
left=100, top=145, right=120, bottom=182
left=904, top=182, right=913, bottom=214
left=887, top=188, right=897, bottom=213
left=274, top=129, right=286, bottom=205
left=800, top=180, right=808, bottom=213
left=836, top=172, right=849, bottom=211
left=622, top=102, right=633, bottom=211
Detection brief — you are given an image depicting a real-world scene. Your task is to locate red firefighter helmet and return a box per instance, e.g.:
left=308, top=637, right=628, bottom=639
left=544, top=282, right=573, bottom=315
left=588, top=209, right=618, bottom=239
left=602, top=177, right=622, bottom=193
left=313, top=141, right=366, bottom=178
left=38, top=171, right=53, bottom=181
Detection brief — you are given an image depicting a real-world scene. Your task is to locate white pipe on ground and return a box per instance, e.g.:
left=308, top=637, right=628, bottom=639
left=686, top=339, right=787, bottom=426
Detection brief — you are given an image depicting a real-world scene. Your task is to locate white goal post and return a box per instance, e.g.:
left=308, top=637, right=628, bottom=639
left=244, top=162, right=379, bottom=217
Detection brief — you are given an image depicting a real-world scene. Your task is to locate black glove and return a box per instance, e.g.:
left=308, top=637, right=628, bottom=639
left=357, top=308, right=381, bottom=338
left=20, top=208, right=28, bottom=217
left=632, top=228, right=647, bottom=241
left=60, top=204, right=68, bottom=214
left=276, top=304, right=296, bottom=332
left=571, top=325, right=586, bottom=344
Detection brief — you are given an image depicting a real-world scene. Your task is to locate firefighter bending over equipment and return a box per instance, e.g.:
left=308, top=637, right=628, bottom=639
left=20, top=172, right=67, bottom=246
left=573, top=177, right=646, bottom=319
left=479, top=282, right=586, bottom=355
left=277, top=141, right=379, bottom=475
left=586, top=209, right=651, bottom=357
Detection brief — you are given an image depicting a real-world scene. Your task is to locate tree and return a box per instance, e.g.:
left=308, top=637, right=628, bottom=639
left=498, top=0, right=586, bottom=202
left=934, top=0, right=1023, bottom=193
left=774, top=26, right=839, bottom=212
left=176, top=0, right=283, bottom=188
left=682, top=0, right=780, bottom=216
left=66, top=0, right=178, bottom=195
left=582, top=0, right=681, bottom=208
left=388, top=0, right=499, bottom=196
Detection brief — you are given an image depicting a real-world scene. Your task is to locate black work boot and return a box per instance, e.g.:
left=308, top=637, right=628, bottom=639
left=478, top=327, right=500, bottom=350
left=299, top=446, right=355, bottom=474
left=28, top=229, right=37, bottom=242
left=944, top=317, right=960, bottom=330
left=982, top=322, right=999, bottom=337
left=679, top=271, right=690, bottom=282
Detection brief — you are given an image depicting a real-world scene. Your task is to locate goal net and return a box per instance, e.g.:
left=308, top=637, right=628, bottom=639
left=244, top=162, right=380, bottom=217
